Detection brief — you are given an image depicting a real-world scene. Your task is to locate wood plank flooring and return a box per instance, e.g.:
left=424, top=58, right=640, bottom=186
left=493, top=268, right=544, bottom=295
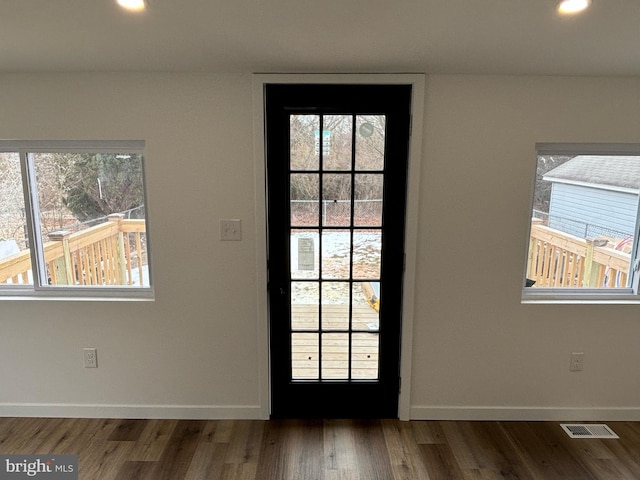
left=0, top=417, right=639, bottom=479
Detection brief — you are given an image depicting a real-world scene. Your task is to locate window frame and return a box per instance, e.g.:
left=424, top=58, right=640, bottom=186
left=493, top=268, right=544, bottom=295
left=0, top=140, right=153, bottom=300
left=522, top=143, right=640, bottom=304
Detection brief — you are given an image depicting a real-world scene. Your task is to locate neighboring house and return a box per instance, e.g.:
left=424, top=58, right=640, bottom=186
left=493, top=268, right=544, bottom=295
left=543, top=156, right=640, bottom=240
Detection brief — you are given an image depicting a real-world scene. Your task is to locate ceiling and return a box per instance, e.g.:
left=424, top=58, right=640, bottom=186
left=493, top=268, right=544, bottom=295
left=1, top=0, right=639, bottom=76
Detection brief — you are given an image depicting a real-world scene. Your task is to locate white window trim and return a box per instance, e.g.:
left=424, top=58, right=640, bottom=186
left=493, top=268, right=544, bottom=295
left=522, top=142, right=640, bottom=304
left=0, top=140, right=154, bottom=301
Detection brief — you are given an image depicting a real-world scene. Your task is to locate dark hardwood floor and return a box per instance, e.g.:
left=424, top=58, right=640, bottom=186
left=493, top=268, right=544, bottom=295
left=0, top=417, right=639, bottom=479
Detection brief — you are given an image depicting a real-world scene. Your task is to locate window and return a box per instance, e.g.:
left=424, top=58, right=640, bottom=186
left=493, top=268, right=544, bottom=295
left=523, top=143, right=640, bottom=302
left=0, top=140, right=152, bottom=299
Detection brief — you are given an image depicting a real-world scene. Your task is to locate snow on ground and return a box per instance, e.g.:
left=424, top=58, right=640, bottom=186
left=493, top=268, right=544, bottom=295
left=290, top=231, right=381, bottom=305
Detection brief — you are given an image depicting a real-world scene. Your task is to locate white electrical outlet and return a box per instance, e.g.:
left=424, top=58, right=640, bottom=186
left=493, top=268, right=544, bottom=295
left=570, top=352, right=584, bottom=371
left=83, top=348, right=98, bottom=368
left=220, top=219, right=242, bottom=241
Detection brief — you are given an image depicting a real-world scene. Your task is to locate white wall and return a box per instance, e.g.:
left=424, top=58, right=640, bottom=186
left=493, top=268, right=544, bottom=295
left=412, top=75, right=640, bottom=420
left=0, top=73, right=638, bottom=420
left=0, top=74, right=263, bottom=418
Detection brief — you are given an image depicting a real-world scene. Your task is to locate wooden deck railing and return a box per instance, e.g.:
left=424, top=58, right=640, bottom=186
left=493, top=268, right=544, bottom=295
left=0, top=214, right=147, bottom=287
left=527, top=219, right=630, bottom=288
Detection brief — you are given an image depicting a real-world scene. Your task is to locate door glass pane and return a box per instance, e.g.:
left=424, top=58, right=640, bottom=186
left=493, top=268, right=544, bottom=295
left=290, top=115, right=319, bottom=171
left=287, top=110, right=388, bottom=386
left=321, top=281, right=349, bottom=330
left=354, top=174, right=383, bottom=226
left=32, top=152, right=148, bottom=287
left=322, top=173, right=351, bottom=226
left=352, top=333, right=379, bottom=379
left=322, top=333, right=349, bottom=379
left=292, top=333, right=319, bottom=379
left=291, top=230, right=319, bottom=279
left=0, top=153, right=32, bottom=285
left=353, top=230, right=382, bottom=279
left=353, top=282, right=379, bottom=331
left=323, top=115, right=352, bottom=171
left=291, top=173, right=319, bottom=227
left=356, top=115, right=386, bottom=171
left=322, top=230, right=351, bottom=279
left=291, top=281, right=318, bottom=330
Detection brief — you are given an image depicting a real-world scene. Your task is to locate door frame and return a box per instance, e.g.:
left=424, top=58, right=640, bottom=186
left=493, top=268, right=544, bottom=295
left=252, top=74, right=425, bottom=420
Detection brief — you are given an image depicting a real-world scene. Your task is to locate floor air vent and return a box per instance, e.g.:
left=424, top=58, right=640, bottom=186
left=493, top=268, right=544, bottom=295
left=560, top=424, right=619, bottom=439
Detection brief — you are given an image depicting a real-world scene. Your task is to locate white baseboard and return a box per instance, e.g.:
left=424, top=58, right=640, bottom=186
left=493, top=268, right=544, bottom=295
left=3, top=403, right=637, bottom=422
left=0, top=403, right=267, bottom=420
left=410, top=406, right=640, bottom=421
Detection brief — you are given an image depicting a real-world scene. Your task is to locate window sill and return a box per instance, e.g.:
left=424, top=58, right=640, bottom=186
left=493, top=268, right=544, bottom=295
left=522, top=288, right=640, bottom=304
left=0, top=288, right=154, bottom=302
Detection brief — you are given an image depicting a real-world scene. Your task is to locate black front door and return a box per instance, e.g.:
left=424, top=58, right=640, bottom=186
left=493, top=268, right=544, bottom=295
left=265, top=83, right=412, bottom=418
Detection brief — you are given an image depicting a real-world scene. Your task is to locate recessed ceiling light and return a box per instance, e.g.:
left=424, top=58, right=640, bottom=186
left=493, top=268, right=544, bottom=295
left=116, top=0, right=147, bottom=12
left=557, top=0, right=591, bottom=15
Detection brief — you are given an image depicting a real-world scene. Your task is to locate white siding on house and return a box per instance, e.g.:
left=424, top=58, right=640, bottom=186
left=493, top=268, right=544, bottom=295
left=548, top=183, right=638, bottom=239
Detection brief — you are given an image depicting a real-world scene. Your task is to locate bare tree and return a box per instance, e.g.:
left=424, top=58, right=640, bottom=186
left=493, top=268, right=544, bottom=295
left=0, top=153, right=28, bottom=248
left=289, top=114, right=386, bottom=202
left=533, top=155, right=573, bottom=214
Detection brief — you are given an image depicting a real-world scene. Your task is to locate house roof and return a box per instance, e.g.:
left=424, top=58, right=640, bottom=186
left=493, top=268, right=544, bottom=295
left=543, top=156, right=640, bottom=192
left=0, top=2, right=639, bottom=75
